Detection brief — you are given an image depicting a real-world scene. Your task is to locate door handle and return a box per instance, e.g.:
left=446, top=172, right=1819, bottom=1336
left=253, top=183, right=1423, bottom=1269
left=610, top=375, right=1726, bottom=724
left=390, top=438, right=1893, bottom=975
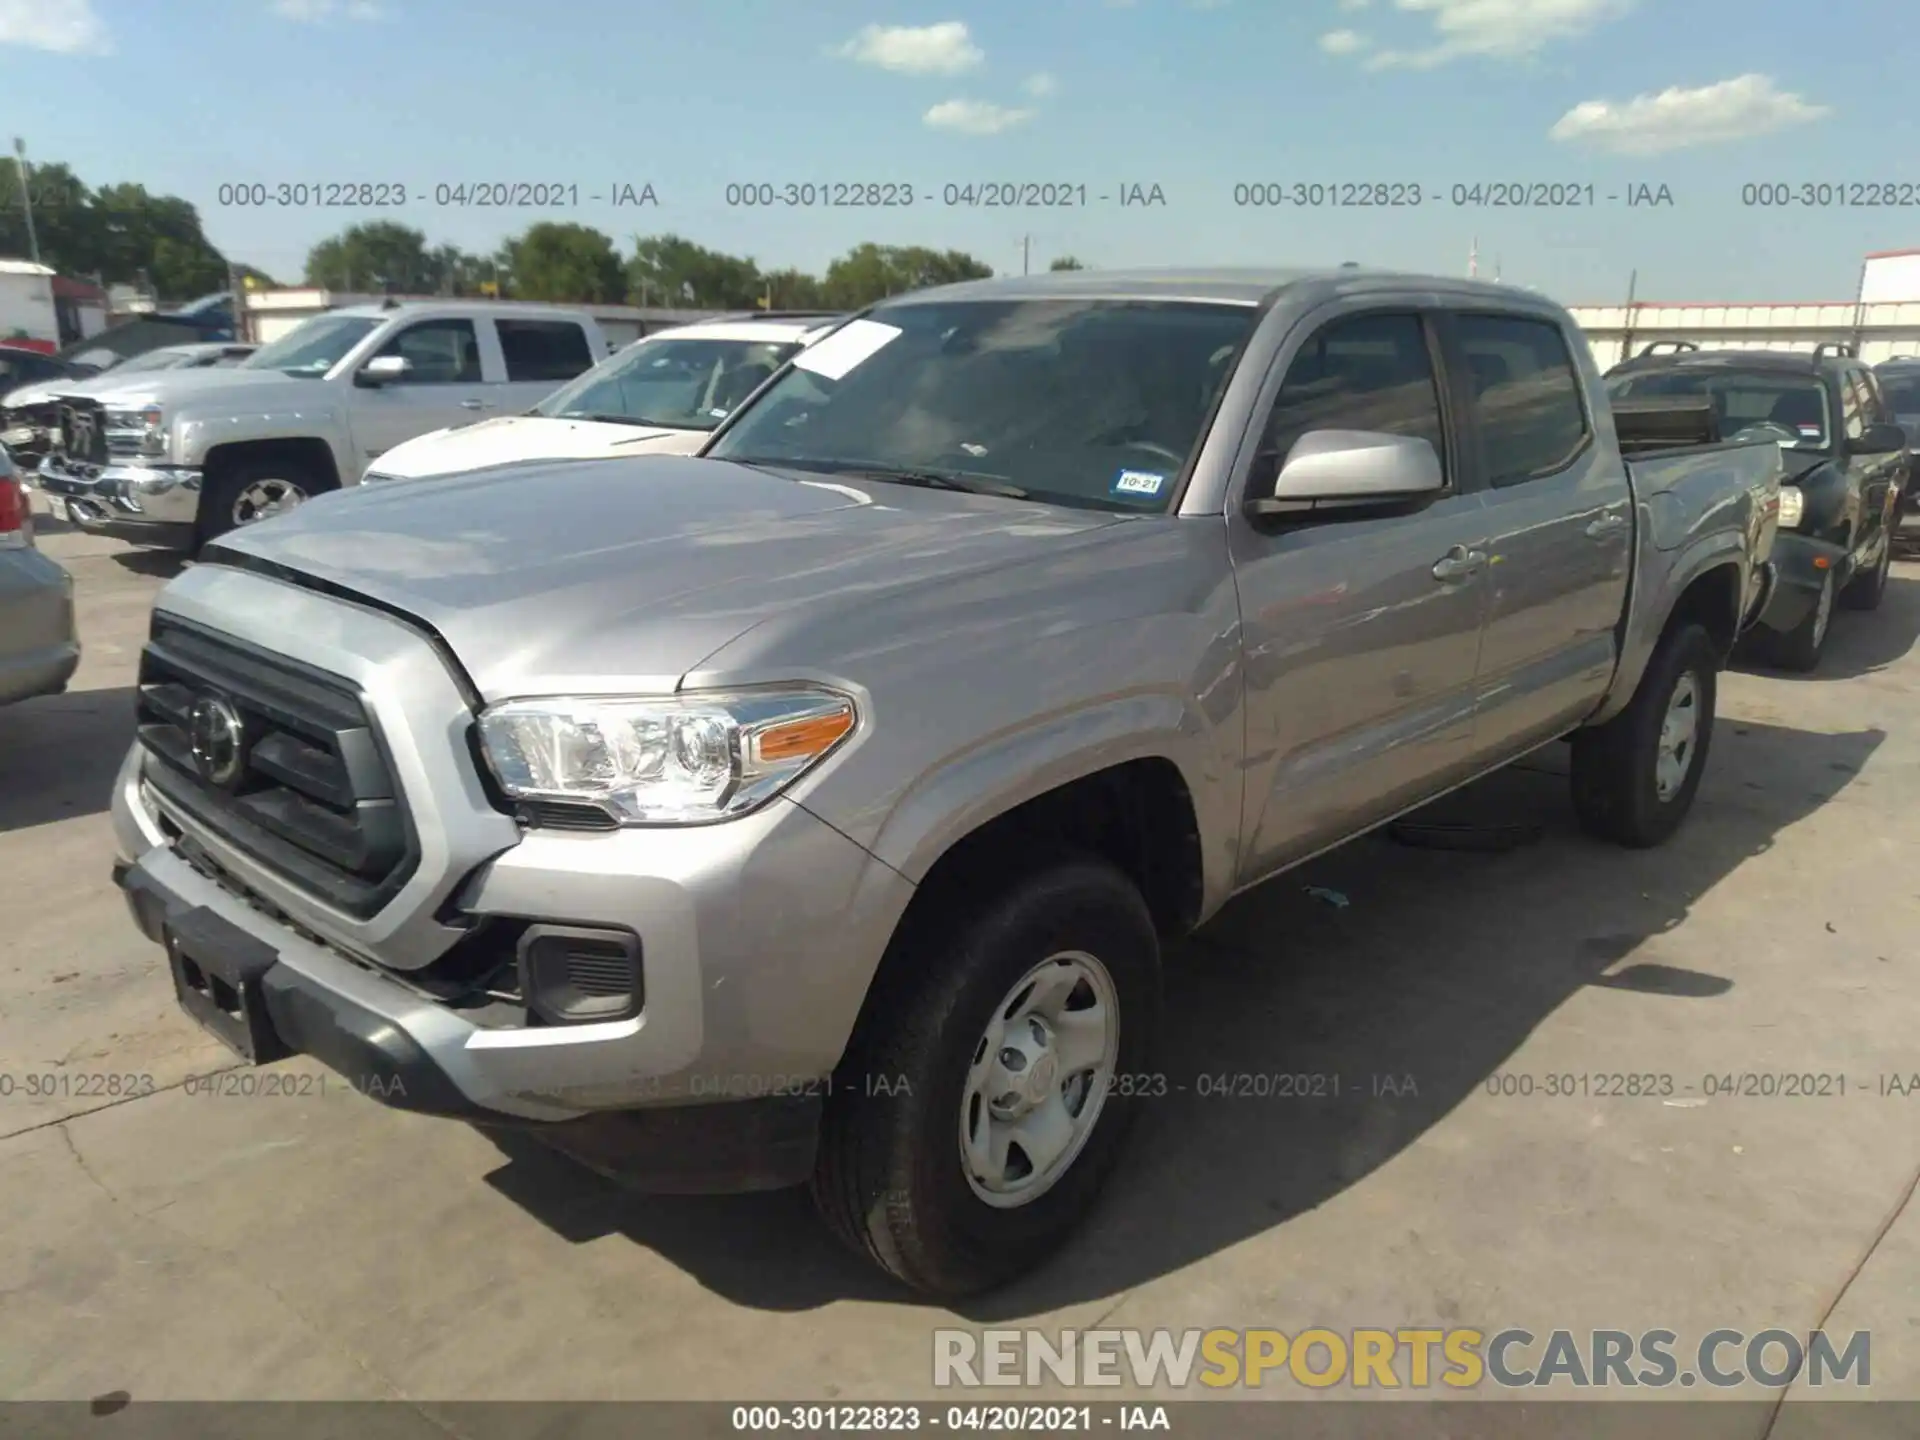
left=1585, top=512, right=1628, bottom=538
left=1431, top=547, right=1486, bottom=582
left=459, top=399, right=489, bottom=410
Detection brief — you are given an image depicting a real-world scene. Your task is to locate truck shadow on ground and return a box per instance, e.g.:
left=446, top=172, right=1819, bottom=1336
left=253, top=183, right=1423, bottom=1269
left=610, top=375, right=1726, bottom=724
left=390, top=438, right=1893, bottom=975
left=1735, top=569, right=1920, bottom=682
left=479, top=715, right=1885, bottom=1313
left=0, top=685, right=136, bottom=832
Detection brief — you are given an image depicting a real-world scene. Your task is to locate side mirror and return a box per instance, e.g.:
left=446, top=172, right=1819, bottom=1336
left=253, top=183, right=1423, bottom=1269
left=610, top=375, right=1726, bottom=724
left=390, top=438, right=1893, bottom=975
left=356, top=354, right=412, bottom=388
left=1851, top=421, right=1907, bottom=455
left=1249, top=430, right=1445, bottom=517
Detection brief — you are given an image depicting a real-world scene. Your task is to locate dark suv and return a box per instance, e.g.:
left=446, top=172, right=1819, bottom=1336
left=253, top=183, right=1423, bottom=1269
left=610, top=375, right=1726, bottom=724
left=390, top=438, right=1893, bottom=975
left=1608, top=342, right=1906, bottom=671
left=1873, top=357, right=1920, bottom=525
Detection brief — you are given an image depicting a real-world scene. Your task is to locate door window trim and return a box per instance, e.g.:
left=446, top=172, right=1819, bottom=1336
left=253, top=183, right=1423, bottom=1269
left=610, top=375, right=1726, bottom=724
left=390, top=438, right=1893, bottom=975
left=1447, top=308, right=1594, bottom=490
left=1229, top=302, right=1465, bottom=518
left=375, top=318, right=483, bottom=386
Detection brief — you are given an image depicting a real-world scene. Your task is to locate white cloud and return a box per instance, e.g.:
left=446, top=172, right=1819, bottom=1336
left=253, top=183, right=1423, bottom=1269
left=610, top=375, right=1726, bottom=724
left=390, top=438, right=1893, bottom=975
left=1320, top=28, right=1369, bottom=53
left=836, top=21, right=983, bottom=75
left=1550, top=73, right=1830, bottom=155
left=924, top=99, right=1036, bottom=135
left=0, top=0, right=109, bottom=53
left=1023, top=71, right=1058, bottom=97
left=273, top=0, right=386, bottom=18
left=1361, top=0, right=1631, bottom=69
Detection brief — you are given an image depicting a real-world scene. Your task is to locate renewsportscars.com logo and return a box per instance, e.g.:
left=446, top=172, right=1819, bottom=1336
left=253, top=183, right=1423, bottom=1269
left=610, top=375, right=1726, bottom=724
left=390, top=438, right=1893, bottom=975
left=933, top=1327, right=1871, bottom=1391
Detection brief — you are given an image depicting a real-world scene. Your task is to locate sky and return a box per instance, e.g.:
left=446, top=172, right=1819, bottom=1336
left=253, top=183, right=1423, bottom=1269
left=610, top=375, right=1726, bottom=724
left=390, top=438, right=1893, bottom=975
left=3, top=0, right=1919, bottom=304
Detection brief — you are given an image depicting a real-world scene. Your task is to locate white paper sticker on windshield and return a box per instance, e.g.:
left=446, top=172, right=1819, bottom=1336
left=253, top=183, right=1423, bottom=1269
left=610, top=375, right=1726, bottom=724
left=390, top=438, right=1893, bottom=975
left=793, top=319, right=903, bottom=380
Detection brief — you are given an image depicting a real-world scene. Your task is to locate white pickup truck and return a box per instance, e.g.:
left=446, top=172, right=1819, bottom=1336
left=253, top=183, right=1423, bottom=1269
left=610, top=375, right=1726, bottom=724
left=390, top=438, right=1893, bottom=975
left=362, top=313, right=843, bottom=484
left=35, top=301, right=608, bottom=552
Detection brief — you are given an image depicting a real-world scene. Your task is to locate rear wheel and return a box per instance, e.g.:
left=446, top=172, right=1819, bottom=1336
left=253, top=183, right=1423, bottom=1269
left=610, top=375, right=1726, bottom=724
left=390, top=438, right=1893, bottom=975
left=1772, top=570, right=1834, bottom=671
left=1570, top=622, right=1718, bottom=848
left=197, top=456, right=332, bottom=549
left=811, top=857, right=1161, bottom=1296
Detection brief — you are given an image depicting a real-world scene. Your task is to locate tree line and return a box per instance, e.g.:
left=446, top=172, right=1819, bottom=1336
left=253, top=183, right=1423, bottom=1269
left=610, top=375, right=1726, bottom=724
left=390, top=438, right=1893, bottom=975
left=304, top=221, right=1086, bottom=310
left=0, top=161, right=262, bottom=296
left=0, top=158, right=1089, bottom=309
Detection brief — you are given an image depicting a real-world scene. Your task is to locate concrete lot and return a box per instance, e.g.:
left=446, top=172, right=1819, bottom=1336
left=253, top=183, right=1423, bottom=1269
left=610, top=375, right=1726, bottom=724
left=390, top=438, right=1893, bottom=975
left=3, top=497, right=1917, bottom=1418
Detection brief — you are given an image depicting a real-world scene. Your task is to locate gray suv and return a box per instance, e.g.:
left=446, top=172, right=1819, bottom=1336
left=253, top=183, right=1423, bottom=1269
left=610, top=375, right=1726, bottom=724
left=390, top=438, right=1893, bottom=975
left=111, top=268, right=1780, bottom=1295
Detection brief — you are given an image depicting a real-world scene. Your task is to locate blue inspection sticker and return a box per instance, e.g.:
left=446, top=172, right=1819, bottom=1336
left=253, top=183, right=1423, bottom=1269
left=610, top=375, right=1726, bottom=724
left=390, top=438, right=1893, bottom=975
left=1111, top=468, right=1168, bottom=501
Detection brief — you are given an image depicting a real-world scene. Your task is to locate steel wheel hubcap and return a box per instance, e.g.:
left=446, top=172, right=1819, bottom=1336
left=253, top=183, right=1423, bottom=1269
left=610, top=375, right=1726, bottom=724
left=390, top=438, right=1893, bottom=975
left=1655, top=671, right=1699, bottom=801
left=1811, top=575, right=1833, bottom=646
left=234, top=478, right=308, bottom=525
left=960, top=951, right=1120, bottom=1209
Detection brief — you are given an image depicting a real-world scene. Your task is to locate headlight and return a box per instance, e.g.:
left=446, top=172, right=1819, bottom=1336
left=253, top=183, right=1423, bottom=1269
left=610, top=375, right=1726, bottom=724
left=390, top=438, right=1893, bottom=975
left=477, top=687, right=856, bottom=825
left=105, top=405, right=166, bottom=457
left=1777, top=484, right=1804, bottom=528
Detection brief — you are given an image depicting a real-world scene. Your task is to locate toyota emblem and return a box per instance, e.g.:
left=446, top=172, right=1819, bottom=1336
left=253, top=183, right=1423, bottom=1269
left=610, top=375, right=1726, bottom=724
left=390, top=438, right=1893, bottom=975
left=187, top=694, right=247, bottom=787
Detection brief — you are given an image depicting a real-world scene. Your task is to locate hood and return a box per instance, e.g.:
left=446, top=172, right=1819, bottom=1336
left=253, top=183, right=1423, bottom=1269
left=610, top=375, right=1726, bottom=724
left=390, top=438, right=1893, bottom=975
left=75, top=366, right=303, bottom=408
left=5, top=375, right=95, bottom=409
left=206, top=455, right=1128, bottom=700
left=1778, top=449, right=1834, bottom=483
left=372, top=414, right=705, bottom=479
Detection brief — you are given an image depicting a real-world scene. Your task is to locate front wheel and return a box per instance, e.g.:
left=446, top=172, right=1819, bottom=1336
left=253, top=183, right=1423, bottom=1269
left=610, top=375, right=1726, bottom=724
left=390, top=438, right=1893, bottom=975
left=812, top=858, right=1161, bottom=1296
left=1772, top=569, right=1835, bottom=671
left=1841, top=537, right=1890, bottom=611
left=1569, top=622, right=1719, bottom=848
left=197, top=456, right=332, bottom=549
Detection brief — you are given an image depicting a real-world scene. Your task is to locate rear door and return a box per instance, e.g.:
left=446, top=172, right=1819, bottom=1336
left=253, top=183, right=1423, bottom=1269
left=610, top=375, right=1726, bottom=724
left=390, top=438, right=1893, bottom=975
left=1450, top=311, right=1632, bottom=758
left=489, top=317, right=600, bottom=413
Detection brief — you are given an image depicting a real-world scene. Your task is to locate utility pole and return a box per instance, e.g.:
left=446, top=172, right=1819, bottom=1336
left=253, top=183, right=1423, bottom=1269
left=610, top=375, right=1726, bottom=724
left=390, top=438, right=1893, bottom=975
left=1468, top=236, right=1478, bottom=279
left=1620, top=268, right=1639, bottom=367
left=13, top=138, right=41, bottom=266
left=1022, top=235, right=1030, bottom=276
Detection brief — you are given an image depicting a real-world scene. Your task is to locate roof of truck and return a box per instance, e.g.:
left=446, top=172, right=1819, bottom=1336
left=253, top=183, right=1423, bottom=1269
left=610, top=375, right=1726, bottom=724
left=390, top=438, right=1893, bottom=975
left=879, top=266, right=1542, bottom=307
left=1609, top=349, right=1851, bottom=378
left=327, top=300, right=598, bottom=321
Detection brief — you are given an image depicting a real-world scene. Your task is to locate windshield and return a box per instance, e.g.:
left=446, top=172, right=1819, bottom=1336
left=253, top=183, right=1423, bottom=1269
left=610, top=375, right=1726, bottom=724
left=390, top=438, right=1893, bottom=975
left=534, top=336, right=803, bottom=430
left=1607, top=370, right=1832, bottom=450
left=1878, top=374, right=1920, bottom=416
left=241, top=315, right=381, bottom=377
left=705, top=300, right=1258, bottom=512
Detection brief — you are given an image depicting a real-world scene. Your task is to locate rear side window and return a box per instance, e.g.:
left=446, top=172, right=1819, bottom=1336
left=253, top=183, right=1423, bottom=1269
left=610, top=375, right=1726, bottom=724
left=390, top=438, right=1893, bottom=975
left=1261, top=312, right=1447, bottom=485
left=1456, top=314, right=1590, bottom=486
left=497, top=320, right=595, bottom=382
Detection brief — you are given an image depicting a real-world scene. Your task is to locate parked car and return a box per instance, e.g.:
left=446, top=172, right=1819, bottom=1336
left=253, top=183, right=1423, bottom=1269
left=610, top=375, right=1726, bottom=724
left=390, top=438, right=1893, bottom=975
left=0, top=444, right=79, bottom=707
left=364, top=313, right=844, bottom=483
left=1872, top=356, right=1920, bottom=525
left=34, top=302, right=607, bottom=553
left=3, top=343, right=257, bottom=474
left=110, top=268, right=1780, bottom=1296
left=1608, top=344, right=1906, bottom=670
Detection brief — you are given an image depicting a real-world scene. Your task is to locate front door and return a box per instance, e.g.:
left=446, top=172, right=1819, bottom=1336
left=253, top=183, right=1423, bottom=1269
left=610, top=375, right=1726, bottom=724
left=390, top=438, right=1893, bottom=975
left=1453, top=312, right=1632, bottom=757
left=1228, top=308, right=1489, bottom=883
left=346, top=317, right=494, bottom=477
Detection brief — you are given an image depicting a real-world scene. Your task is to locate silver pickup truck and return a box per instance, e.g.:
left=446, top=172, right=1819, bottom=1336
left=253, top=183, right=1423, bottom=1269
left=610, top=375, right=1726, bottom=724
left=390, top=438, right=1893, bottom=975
left=35, top=302, right=607, bottom=552
left=109, top=269, right=1780, bottom=1296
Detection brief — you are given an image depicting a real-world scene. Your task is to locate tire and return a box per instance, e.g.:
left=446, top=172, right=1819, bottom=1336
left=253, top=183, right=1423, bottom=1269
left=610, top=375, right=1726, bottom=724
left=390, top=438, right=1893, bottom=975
left=1569, top=621, right=1718, bottom=848
left=812, top=857, right=1161, bottom=1297
left=196, top=455, right=332, bottom=549
left=1841, top=536, right=1890, bottom=611
left=1771, top=569, right=1834, bottom=671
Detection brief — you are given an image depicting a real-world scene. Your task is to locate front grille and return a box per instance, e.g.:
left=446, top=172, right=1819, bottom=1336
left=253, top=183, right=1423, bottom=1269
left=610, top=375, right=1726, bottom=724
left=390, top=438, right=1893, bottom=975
left=136, top=615, right=418, bottom=918
left=56, top=398, right=107, bottom=464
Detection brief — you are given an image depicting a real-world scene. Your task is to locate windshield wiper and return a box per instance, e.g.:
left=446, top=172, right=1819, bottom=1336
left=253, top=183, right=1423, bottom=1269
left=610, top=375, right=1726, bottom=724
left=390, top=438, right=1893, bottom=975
left=729, top=457, right=1029, bottom=499
left=552, top=411, right=670, bottom=428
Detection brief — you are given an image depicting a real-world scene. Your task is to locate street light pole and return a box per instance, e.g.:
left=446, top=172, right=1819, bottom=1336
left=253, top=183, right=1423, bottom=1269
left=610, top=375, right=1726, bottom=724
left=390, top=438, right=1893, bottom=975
left=13, top=138, right=41, bottom=266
